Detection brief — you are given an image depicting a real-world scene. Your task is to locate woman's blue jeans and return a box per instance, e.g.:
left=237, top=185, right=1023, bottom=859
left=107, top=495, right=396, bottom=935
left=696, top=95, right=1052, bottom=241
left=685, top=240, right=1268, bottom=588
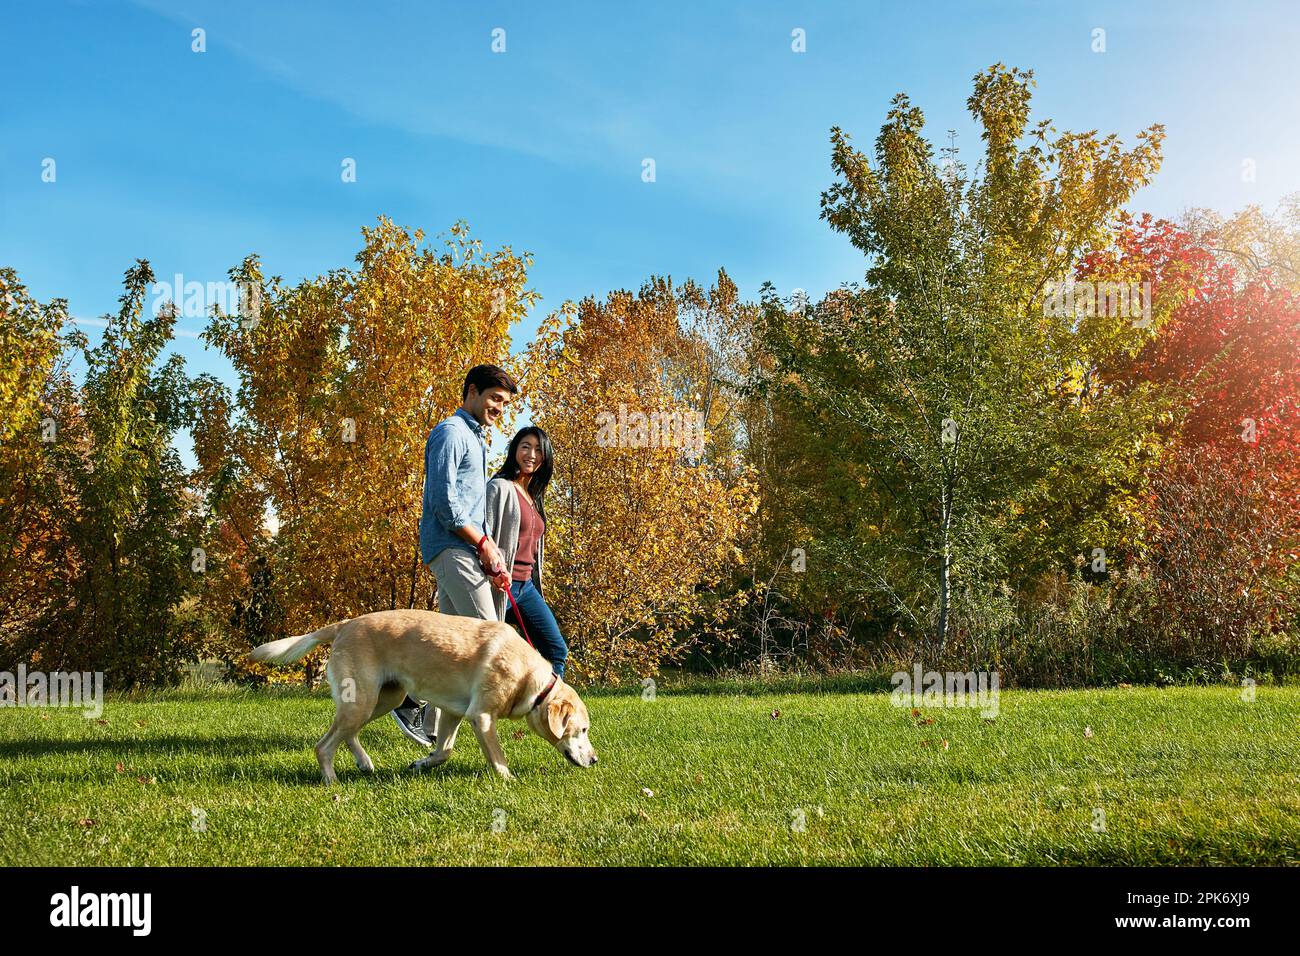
left=506, top=578, right=568, bottom=677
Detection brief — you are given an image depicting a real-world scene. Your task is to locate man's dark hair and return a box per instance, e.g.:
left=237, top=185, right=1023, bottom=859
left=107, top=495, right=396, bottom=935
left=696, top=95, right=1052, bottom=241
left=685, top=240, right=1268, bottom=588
left=462, top=364, right=518, bottom=401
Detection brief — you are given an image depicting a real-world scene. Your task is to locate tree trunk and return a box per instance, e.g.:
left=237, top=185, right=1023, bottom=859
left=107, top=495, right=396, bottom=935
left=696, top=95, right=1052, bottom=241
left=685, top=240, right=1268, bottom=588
left=937, top=479, right=952, bottom=649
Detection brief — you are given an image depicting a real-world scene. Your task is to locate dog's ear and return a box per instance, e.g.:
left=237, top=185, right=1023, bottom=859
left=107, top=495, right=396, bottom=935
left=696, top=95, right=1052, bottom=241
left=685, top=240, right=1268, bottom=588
left=546, top=698, right=572, bottom=739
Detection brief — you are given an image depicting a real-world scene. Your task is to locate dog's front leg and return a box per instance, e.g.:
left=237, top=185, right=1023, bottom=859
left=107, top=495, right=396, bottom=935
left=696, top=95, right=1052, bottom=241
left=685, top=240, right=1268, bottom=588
left=469, top=712, right=514, bottom=781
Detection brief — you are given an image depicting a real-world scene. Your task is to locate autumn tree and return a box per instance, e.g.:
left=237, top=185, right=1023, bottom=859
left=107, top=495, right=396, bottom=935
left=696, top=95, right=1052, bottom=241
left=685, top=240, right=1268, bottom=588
left=1182, top=193, right=1300, bottom=291
left=1087, top=214, right=1300, bottom=660
left=0, top=270, right=71, bottom=646
left=525, top=272, right=757, bottom=680
left=756, top=64, right=1169, bottom=647
left=193, top=218, right=536, bottom=680
left=1, top=262, right=204, bottom=686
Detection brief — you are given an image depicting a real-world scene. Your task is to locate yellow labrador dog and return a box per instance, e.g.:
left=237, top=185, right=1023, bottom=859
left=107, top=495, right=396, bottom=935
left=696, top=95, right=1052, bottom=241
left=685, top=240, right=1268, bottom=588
left=250, top=609, right=597, bottom=783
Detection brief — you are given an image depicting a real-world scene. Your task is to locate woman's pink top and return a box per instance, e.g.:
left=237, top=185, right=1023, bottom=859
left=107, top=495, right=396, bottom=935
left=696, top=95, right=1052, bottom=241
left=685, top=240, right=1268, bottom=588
left=511, top=484, right=544, bottom=583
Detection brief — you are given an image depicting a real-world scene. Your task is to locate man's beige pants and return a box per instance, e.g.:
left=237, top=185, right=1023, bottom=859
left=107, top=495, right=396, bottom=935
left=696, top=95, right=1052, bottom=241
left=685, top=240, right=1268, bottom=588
left=422, top=546, right=498, bottom=742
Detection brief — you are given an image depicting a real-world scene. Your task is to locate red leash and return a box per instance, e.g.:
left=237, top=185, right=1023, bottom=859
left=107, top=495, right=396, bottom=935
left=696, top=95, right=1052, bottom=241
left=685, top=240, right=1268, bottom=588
left=502, top=582, right=534, bottom=647
left=477, top=532, right=533, bottom=647
left=503, top=580, right=558, bottom=712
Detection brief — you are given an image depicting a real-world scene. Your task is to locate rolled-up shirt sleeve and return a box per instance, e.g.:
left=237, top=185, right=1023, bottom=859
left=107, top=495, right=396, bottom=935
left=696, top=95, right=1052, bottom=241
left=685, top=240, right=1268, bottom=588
left=425, top=424, right=470, bottom=531
left=484, top=479, right=500, bottom=539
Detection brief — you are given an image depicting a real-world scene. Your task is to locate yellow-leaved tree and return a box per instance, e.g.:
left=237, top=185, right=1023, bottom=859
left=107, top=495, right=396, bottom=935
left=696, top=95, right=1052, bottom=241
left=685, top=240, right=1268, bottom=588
left=193, top=217, right=536, bottom=681
left=525, top=272, right=758, bottom=681
left=0, top=271, right=75, bottom=643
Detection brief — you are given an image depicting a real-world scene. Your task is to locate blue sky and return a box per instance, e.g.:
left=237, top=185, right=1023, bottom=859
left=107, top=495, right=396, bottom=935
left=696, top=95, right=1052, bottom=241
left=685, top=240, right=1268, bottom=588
left=3, top=0, right=1298, bottom=464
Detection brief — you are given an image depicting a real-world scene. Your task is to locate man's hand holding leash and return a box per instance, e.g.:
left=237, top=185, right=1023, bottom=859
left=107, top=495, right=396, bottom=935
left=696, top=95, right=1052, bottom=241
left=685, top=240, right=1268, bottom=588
left=476, top=533, right=511, bottom=591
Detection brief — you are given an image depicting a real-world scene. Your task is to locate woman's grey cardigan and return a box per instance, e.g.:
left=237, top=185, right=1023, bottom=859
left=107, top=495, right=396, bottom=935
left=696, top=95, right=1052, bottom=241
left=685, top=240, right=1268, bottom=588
left=484, top=477, right=545, bottom=624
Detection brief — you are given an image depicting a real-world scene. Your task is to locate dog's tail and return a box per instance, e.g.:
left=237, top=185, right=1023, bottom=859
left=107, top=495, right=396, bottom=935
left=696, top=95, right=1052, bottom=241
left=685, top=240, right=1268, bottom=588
left=250, top=621, right=345, bottom=665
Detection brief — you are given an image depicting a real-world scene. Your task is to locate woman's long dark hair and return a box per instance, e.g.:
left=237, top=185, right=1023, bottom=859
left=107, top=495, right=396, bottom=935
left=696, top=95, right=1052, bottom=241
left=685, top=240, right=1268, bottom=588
left=493, top=426, right=553, bottom=524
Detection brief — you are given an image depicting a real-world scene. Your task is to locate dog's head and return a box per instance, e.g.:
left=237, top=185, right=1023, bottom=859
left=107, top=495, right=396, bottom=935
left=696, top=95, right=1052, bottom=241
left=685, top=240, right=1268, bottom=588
left=526, top=681, right=597, bottom=768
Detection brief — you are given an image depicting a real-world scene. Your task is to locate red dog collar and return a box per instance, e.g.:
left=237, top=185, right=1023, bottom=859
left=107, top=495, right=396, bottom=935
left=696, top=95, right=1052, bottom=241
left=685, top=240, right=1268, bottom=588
left=531, top=674, right=558, bottom=712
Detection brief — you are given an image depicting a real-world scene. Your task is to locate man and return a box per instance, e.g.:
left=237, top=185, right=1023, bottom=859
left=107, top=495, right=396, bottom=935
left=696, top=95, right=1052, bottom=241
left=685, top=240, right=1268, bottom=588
left=391, top=363, right=517, bottom=747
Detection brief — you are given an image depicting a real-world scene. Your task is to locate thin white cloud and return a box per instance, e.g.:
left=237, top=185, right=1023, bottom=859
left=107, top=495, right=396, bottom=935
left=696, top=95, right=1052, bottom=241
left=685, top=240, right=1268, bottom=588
left=123, top=0, right=797, bottom=199
left=67, top=316, right=202, bottom=339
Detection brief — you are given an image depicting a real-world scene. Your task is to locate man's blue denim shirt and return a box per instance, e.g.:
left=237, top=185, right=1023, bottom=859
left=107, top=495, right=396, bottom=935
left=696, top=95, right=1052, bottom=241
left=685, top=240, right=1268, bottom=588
left=419, top=407, right=488, bottom=566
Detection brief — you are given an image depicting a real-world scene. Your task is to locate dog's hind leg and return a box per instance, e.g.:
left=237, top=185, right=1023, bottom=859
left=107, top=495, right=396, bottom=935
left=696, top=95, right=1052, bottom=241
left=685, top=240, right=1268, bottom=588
left=408, top=710, right=462, bottom=773
left=316, top=655, right=377, bottom=784
left=369, top=682, right=408, bottom=722
left=345, top=735, right=374, bottom=774
left=315, top=719, right=346, bottom=785
left=431, top=707, right=463, bottom=751
left=319, top=703, right=373, bottom=782
left=344, top=682, right=406, bottom=774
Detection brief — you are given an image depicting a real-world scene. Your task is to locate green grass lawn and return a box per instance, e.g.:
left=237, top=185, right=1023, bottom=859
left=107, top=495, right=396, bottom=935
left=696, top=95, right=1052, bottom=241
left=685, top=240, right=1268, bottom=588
left=1, top=679, right=1297, bottom=865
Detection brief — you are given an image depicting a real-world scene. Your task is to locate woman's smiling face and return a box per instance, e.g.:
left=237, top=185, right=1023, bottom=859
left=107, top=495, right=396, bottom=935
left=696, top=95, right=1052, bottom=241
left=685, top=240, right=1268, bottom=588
left=515, top=435, right=542, bottom=475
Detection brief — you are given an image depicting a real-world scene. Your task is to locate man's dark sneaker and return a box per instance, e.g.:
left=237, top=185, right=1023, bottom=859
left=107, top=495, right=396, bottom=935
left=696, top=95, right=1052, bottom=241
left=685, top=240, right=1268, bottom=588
left=392, top=701, right=434, bottom=748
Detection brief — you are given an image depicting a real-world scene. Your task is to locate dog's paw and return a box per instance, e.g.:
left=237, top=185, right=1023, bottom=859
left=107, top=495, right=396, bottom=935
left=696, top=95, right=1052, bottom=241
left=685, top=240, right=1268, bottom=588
left=406, top=754, right=446, bottom=774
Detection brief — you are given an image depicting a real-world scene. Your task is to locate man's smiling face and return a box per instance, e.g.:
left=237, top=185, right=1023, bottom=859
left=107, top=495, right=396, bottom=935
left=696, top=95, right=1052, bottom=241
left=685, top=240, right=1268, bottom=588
left=466, top=384, right=512, bottom=428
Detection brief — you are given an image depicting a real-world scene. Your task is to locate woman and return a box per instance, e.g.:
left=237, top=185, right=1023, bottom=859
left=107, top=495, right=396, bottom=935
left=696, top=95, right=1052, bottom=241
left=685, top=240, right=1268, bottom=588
left=484, top=426, right=568, bottom=677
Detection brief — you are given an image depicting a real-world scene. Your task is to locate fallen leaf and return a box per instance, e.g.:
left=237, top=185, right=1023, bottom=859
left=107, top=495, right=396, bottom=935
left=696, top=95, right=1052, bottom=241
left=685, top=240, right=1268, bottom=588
left=693, top=773, right=704, bottom=785
left=96, top=719, right=108, bottom=726
left=942, top=739, right=950, bottom=751
left=911, top=709, right=921, bottom=718
left=769, top=709, right=781, bottom=719
left=77, top=819, right=96, bottom=827
left=114, top=762, right=125, bottom=773
left=1084, top=726, right=1094, bottom=738
left=511, top=730, right=526, bottom=741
